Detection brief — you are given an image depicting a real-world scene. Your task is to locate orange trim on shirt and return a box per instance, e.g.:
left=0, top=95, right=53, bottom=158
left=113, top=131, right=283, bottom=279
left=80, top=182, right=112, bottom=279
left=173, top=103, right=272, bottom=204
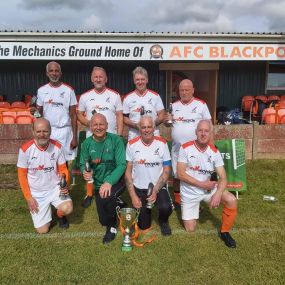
left=21, top=140, right=34, bottom=152
left=129, top=136, right=141, bottom=145
left=50, top=139, right=62, bottom=149
left=17, top=167, right=32, bottom=200
left=208, top=143, right=218, bottom=153
left=182, top=141, right=195, bottom=149
left=154, top=136, right=167, bottom=144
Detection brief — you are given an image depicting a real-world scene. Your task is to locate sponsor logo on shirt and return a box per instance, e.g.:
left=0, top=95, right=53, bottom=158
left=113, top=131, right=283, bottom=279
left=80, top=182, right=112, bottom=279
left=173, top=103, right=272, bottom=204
left=47, top=99, right=63, bottom=107
left=94, top=104, right=110, bottom=111
left=60, top=92, right=65, bottom=98
left=135, top=159, right=160, bottom=167
left=147, top=98, right=152, bottom=105
left=50, top=153, right=56, bottom=160
left=189, top=165, right=211, bottom=175
left=154, top=148, right=160, bottom=155
left=106, top=97, right=111, bottom=103
left=174, top=117, right=195, bottom=123
left=31, top=165, right=54, bottom=173
left=191, top=107, right=197, bottom=113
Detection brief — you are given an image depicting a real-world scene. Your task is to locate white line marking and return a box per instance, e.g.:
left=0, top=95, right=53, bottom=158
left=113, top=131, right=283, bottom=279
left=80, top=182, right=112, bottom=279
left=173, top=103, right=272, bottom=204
left=0, top=228, right=282, bottom=240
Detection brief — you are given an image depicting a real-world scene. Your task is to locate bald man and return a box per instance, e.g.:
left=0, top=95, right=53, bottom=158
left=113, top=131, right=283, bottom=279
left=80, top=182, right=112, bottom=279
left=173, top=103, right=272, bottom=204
left=164, top=79, right=212, bottom=208
left=17, top=118, right=73, bottom=233
left=80, top=113, right=126, bottom=244
left=35, top=61, right=78, bottom=161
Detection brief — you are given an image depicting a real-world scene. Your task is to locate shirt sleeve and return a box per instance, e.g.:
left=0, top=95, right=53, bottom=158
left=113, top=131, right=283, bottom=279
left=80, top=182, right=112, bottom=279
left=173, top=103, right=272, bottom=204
left=214, top=150, right=224, bottom=168
left=36, top=90, right=43, bottom=107
left=17, top=148, right=28, bottom=168
left=178, top=146, right=188, bottom=164
left=202, top=103, right=212, bottom=120
left=57, top=148, right=66, bottom=165
left=122, top=97, right=130, bottom=115
left=115, top=94, right=123, bottom=112
left=69, top=89, right=77, bottom=106
left=163, top=142, right=171, bottom=164
left=125, top=143, right=133, bottom=162
left=77, top=95, right=86, bottom=112
left=155, top=95, right=165, bottom=112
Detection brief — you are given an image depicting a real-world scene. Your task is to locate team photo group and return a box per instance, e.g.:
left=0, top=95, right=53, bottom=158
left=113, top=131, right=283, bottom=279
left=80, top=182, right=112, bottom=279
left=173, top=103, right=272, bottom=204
left=17, top=61, right=238, bottom=249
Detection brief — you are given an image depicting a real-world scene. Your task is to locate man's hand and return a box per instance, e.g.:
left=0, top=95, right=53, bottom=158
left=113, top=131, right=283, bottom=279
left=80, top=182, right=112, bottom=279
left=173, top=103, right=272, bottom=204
left=209, top=192, right=222, bottom=209
left=163, top=113, right=173, bottom=127
left=147, top=190, right=157, bottom=204
left=202, top=180, right=218, bottom=192
left=27, top=197, right=39, bottom=214
left=60, top=186, right=69, bottom=195
left=131, top=194, right=142, bottom=209
left=83, top=170, right=93, bottom=181
left=99, top=182, right=112, bottom=198
left=70, top=137, right=78, bottom=149
left=29, top=106, right=37, bottom=115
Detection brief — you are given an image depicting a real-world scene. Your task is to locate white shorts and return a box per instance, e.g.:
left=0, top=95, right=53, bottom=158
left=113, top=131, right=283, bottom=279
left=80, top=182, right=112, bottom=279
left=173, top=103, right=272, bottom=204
left=30, top=187, right=72, bottom=228
left=181, top=188, right=217, bottom=221
left=51, top=126, right=76, bottom=161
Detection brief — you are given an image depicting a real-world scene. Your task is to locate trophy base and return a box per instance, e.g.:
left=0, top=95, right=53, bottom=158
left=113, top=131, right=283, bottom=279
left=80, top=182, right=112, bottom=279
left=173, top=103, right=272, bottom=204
left=122, top=245, right=132, bottom=252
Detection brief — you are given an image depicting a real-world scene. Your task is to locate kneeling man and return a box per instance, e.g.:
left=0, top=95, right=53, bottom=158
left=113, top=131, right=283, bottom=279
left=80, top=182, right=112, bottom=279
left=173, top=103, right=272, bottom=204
left=17, top=118, right=73, bottom=234
left=177, top=119, right=237, bottom=248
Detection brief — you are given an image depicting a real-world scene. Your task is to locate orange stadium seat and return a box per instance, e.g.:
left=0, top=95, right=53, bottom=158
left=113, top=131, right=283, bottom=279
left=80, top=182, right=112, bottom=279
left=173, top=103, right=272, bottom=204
left=241, top=95, right=254, bottom=112
left=280, top=95, right=285, bottom=101
left=278, top=101, right=285, bottom=109
left=2, top=111, right=16, bottom=124
left=0, top=101, right=11, bottom=109
left=24, top=94, right=33, bottom=105
left=267, top=95, right=280, bottom=102
left=255, top=95, right=267, bottom=103
left=16, top=115, right=33, bottom=124
left=278, top=109, right=285, bottom=124
left=261, top=108, right=278, bottom=124
left=11, top=101, right=27, bottom=109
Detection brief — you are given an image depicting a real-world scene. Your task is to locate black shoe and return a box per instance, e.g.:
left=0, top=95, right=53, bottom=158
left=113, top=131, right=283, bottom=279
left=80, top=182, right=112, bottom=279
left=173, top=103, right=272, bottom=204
left=116, top=196, right=127, bottom=208
left=82, top=195, right=93, bottom=208
left=103, top=226, right=117, bottom=244
left=58, top=216, right=69, bottom=229
left=160, top=222, right=172, bottom=236
left=220, top=232, right=236, bottom=248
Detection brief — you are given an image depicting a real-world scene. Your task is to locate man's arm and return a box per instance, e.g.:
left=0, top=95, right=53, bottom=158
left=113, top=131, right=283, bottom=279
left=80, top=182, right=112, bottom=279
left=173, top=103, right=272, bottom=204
left=69, top=105, right=78, bottom=149
left=177, top=162, right=217, bottom=191
left=116, top=111, right=123, bottom=136
left=17, top=167, right=39, bottom=214
left=123, top=114, right=139, bottom=130
left=125, top=161, right=142, bottom=208
left=209, top=166, right=227, bottom=208
left=154, top=109, right=165, bottom=127
left=77, top=110, right=90, bottom=127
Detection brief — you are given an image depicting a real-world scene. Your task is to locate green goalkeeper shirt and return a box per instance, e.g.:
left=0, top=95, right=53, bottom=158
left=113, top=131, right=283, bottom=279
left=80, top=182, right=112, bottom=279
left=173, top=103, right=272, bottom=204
left=80, top=133, right=126, bottom=191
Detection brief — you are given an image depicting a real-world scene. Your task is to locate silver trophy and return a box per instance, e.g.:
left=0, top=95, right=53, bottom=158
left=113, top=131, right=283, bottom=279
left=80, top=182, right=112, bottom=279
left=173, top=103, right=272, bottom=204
left=166, top=103, right=173, bottom=125
left=29, top=96, right=41, bottom=118
left=59, top=173, right=69, bottom=200
left=116, top=207, right=140, bottom=252
left=85, top=160, right=94, bottom=184
left=146, top=183, right=154, bottom=209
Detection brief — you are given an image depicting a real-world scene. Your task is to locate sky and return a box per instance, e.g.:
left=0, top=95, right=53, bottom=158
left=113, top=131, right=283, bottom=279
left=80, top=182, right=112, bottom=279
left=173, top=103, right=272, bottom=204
left=0, top=0, right=284, bottom=33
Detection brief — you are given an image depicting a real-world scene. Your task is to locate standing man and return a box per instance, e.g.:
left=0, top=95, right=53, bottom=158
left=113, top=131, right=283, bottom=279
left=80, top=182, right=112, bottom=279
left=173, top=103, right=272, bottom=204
left=80, top=113, right=126, bottom=244
left=177, top=120, right=237, bottom=248
left=17, top=118, right=73, bottom=233
left=164, top=79, right=211, bottom=208
left=36, top=61, right=78, bottom=162
left=77, top=66, right=124, bottom=207
left=123, top=66, right=165, bottom=140
left=125, top=116, right=173, bottom=236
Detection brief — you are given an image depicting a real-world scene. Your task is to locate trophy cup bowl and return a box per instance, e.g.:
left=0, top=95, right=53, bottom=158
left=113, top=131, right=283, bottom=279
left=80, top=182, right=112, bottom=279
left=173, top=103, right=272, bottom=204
left=116, top=206, right=140, bottom=252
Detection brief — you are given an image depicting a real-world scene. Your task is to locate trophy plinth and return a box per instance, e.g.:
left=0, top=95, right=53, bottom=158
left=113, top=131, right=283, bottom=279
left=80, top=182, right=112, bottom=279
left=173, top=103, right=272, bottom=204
left=116, top=207, right=140, bottom=252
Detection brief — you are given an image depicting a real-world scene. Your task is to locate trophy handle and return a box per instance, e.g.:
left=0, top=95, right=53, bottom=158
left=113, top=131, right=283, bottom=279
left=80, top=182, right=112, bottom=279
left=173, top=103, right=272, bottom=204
left=116, top=206, right=121, bottom=218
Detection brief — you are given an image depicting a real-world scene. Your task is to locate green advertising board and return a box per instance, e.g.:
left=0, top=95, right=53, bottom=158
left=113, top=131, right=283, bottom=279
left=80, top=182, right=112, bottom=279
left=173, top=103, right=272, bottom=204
left=215, top=139, right=247, bottom=192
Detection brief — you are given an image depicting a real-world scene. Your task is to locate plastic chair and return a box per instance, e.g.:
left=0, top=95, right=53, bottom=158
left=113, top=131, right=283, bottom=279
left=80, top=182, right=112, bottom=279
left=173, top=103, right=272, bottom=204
left=278, top=109, right=285, bottom=124
left=11, top=101, right=27, bottom=109
left=24, top=94, right=33, bottom=105
left=0, top=101, right=11, bottom=109
left=267, top=95, right=280, bottom=102
left=261, top=108, right=278, bottom=124
left=241, top=95, right=255, bottom=112
left=16, top=115, right=33, bottom=124
left=255, top=95, right=267, bottom=103
left=2, top=112, right=16, bottom=124
left=280, top=95, right=285, bottom=101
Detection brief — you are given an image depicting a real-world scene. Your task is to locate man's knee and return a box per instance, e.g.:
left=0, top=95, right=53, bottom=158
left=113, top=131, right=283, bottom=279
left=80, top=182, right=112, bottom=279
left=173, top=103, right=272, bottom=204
left=183, top=220, right=197, bottom=232
left=58, top=201, right=73, bottom=216
left=222, top=192, right=237, bottom=208
left=36, top=224, right=50, bottom=234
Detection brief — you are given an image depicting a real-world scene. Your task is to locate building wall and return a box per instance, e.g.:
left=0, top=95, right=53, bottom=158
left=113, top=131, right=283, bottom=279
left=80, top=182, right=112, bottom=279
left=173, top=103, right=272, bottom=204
left=217, top=61, right=266, bottom=110
left=0, top=60, right=166, bottom=104
left=1, top=124, right=285, bottom=164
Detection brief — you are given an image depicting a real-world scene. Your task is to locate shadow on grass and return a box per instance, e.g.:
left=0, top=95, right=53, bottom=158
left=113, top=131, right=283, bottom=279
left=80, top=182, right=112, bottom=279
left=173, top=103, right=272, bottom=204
left=199, top=202, right=221, bottom=230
